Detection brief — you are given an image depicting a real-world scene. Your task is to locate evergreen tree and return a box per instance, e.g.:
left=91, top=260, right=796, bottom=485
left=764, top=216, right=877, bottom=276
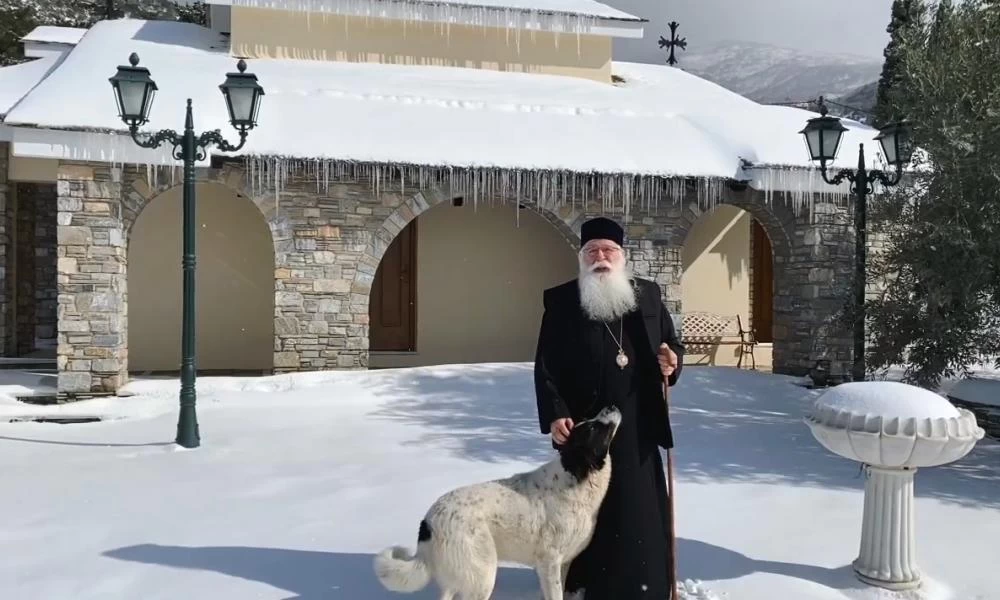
left=174, top=1, right=208, bottom=26
left=874, top=0, right=927, bottom=127
left=928, top=0, right=954, bottom=50
left=867, top=0, right=1000, bottom=388
left=0, top=0, right=208, bottom=66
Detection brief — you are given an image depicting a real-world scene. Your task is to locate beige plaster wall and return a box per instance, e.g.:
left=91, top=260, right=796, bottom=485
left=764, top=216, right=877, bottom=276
left=8, top=156, right=57, bottom=182
left=681, top=205, right=772, bottom=368
left=231, top=6, right=613, bottom=82
left=369, top=202, right=578, bottom=368
left=127, top=182, right=274, bottom=372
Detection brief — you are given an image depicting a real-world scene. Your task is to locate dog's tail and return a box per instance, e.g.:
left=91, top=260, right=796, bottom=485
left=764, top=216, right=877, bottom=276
left=373, top=546, right=431, bottom=592
left=373, top=520, right=433, bottom=593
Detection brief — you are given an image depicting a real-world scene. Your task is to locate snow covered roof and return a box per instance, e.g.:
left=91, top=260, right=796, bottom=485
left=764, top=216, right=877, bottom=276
left=21, top=26, right=88, bottom=60
left=21, top=26, right=87, bottom=46
left=0, top=56, right=61, bottom=119
left=2, top=19, right=890, bottom=200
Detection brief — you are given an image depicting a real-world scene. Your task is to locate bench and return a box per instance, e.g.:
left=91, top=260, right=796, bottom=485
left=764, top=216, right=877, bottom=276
left=679, top=312, right=757, bottom=369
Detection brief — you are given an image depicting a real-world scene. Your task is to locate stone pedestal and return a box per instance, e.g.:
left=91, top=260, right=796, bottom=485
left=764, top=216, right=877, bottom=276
left=853, top=465, right=919, bottom=590
left=805, top=381, right=985, bottom=594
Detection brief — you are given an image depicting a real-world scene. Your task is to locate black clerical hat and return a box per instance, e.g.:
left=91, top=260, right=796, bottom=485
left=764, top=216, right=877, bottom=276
left=580, top=217, right=624, bottom=247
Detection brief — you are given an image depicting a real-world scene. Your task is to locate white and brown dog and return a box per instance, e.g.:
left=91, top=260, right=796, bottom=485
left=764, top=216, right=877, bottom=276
left=373, top=405, right=622, bottom=600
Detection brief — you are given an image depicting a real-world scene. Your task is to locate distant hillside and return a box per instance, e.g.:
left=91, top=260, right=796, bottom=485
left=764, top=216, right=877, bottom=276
left=833, top=80, right=878, bottom=118
left=679, top=41, right=883, bottom=106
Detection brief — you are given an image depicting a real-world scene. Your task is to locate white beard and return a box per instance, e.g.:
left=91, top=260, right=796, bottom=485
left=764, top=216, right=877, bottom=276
left=578, top=256, right=637, bottom=322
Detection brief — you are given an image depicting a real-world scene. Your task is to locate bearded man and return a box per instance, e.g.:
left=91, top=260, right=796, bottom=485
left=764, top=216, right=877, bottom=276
left=534, top=216, right=684, bottom=599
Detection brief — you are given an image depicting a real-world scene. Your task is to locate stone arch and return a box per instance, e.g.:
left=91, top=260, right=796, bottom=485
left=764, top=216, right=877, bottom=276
left=673, top=188, right=794, bottom=263
left=120, top=163, right=280, bottom=237
left=125, top=174, right=276, bottom=373
left=355, top=185, right=583, bottom=295
left=356, top=185, right=584, bottom=366
left=672, top=186, right=797, bottom=371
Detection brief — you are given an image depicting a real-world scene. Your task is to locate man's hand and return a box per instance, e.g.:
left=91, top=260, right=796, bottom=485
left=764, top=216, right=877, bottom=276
left=550, top=417, right=574, bottom=445
left=658, top=343, right=678, bottom=380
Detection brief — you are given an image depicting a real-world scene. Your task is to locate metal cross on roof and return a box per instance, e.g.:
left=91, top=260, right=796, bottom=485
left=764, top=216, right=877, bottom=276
left=658, top=21, right=687, bottom=66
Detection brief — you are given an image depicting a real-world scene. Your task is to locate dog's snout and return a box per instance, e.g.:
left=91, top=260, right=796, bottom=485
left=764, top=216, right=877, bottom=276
left=597, top=406, right=622, bottom=426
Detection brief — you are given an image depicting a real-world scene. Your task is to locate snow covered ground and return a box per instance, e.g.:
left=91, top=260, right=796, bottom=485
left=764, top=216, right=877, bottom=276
left=2, top=364, right=998, bottom=600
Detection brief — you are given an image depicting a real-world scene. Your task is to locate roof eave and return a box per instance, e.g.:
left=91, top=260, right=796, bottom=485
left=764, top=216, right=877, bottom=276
left=3, top=123, right=735, bottom=181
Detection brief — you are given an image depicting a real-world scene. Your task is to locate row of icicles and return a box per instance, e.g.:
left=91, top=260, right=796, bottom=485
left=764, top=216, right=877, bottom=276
left=231, top=0, right=623, bottom=56
left=134, top=157, right=856, bottom=224
left=241, top=157, right=855, bottom=222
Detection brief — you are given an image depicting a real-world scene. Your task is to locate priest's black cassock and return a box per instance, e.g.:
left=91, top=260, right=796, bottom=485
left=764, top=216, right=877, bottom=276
left=534, top=276, right=685, bottom=600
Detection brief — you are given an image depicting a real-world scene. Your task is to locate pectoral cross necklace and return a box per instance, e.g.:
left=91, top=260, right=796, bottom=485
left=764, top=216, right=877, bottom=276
left=603, top=319, right=629, bottom=369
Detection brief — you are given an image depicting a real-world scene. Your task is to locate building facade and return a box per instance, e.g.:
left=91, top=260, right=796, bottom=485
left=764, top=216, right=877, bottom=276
left=0, top=0, right=875, bottom=396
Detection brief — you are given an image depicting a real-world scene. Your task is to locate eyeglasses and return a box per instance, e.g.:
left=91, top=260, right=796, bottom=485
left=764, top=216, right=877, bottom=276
left=583, top=245, right=622, bottom=258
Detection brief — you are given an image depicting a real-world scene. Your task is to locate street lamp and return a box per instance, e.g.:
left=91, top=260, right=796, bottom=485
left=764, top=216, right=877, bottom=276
left=109, top=53, right=264, bottom=448
left=799, top=97, right=914, bottom=383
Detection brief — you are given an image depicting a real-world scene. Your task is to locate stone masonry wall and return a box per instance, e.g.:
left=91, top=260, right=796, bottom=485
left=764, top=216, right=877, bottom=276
left=15, top=183, right=34, bottom=355
left=268, top=181, right=394, bottom=371
left=56, top=163, right=128, bottom=394
left=53, top=159, right=859, bottom=391
left=34, top=183, right=58, bottom=352
left=14, top=183, right=58, bottom=355
left=0, top=143, right=9, bottom=356
left=781, top=201, right=856, bottom=376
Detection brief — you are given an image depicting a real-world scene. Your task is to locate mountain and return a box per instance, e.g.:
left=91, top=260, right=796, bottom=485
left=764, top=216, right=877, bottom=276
left=834, top=80, right=878, bottom=115
left=677, top=41, right=882, bottom=107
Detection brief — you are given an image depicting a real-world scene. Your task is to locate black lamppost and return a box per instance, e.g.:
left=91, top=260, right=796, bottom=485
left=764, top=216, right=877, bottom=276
left=799, top=98, right=914, bottom=383
left=109, top=53, right=264, bottom=448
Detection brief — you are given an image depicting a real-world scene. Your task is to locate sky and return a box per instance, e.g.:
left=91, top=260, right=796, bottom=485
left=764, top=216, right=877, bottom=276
left=600, top=0, right=896, bottom=63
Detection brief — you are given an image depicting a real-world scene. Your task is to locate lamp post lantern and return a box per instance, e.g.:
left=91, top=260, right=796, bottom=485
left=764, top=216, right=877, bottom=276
left=799, top=97, right=914, bottom=383
left=109, top=53, right=264, bottom=448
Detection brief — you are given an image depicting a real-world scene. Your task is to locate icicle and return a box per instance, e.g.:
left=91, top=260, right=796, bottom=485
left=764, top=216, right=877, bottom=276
left=238, top=156, right=862, bottom=238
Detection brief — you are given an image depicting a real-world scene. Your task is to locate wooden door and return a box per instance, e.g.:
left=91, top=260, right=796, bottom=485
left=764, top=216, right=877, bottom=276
left=369, top=220, right=417, bottom=351
left=751, top=219, right=774, bottom=343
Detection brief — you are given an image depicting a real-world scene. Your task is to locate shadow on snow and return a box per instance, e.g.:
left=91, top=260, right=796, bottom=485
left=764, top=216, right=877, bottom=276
left=102, top=544, right=540, bottom=600
left=366, top=364, right=1000, bottom=509
left=104, top=539, right=862, bottom=599
left=367, top=363, right=555, bottom=465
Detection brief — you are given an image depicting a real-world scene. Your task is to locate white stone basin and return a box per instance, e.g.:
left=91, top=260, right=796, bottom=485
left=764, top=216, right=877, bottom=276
left=805, top=381, right=984, bottom=468
left=804, top=381, right=986, bottom=591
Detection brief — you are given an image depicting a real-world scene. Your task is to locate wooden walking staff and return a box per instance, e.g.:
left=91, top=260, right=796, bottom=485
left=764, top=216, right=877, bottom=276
left=664, top=379, right=679, bottom=600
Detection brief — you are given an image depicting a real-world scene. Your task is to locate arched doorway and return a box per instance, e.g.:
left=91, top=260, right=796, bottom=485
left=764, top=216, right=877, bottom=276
left=368, top=199, right=578, bottom=368
left=127, top=182, right=275, bottom=373
left=680, top=204, right=774, bottom=367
